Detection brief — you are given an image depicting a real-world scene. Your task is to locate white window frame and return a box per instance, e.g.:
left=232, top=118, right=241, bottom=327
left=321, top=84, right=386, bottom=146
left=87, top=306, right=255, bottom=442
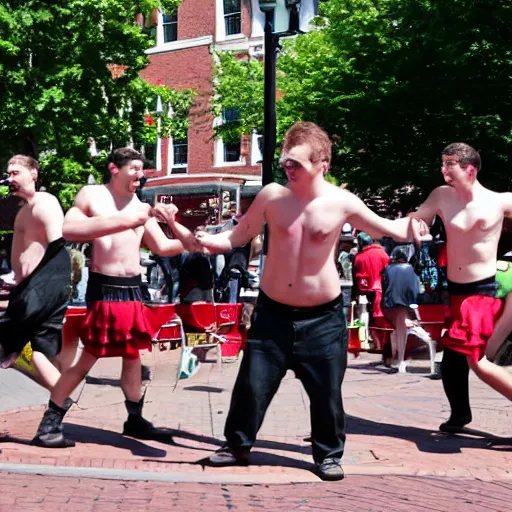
left=167, top=136, right=189, bottom=174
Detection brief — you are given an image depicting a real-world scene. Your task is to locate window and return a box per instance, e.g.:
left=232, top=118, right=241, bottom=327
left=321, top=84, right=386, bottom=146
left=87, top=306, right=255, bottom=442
left=173, top=140, right=188, bottom=166
left=224, top=142, right=241, bottom=162
left=222, top=107, right=240, bottom=124
left=220, top=107, right=241, bottom=163
left=143, top=144, right=156, bottom=169
left=162, top=13, right=178, bottom=43
left=224, top=0, right=241, bottom=36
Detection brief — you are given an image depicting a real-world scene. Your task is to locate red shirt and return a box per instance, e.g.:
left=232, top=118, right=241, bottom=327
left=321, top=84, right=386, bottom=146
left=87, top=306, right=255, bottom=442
left=353, top=244, right=390, bottom=292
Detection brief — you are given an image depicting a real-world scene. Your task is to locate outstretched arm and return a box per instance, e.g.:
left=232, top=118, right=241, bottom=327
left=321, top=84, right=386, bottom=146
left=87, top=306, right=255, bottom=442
left=143, top=218, right=186, bottom=257
left=151, top=203, right=202, bottom=253
left=196, top=184, right=275, bottom=254
left=344, top=191, right=429, bottom=243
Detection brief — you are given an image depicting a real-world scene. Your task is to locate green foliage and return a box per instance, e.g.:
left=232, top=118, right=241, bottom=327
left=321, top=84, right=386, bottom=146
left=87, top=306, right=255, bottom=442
left=212, top=52, right=264, bottom=142
left=0, top=186, right=8, bottom=198
left=214, top=0, right=512, bottom=208
left=0, top=0, right=187, bottom=209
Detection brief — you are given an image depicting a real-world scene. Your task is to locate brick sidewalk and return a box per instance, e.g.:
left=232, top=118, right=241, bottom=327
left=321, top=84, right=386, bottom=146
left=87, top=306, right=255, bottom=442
left=1, top=349, right=512, bottom=485
left=1, top=472, right=511, bottom=511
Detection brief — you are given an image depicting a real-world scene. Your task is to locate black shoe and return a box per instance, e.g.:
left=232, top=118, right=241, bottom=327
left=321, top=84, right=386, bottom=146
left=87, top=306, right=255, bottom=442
left=439, top=416, right=472, bottom=434
left=315, top=458, right=345, bottom=481
left=122, top=414, right=173, bottom=441
left=208, top=446, right=249, bottom=466
left=32, top=406, right=75, bottom=448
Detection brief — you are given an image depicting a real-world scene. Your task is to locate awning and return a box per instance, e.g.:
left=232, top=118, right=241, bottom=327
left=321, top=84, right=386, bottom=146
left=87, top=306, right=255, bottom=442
left=142, top=181, right=261, bottom=199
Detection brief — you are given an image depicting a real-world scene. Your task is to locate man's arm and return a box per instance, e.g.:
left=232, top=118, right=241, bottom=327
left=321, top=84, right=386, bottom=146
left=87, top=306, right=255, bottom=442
left=151, top=203, right=201, bottom=252
left=345, top=191, right=429, bottom=243
left=196, top=184, right=275, bottom=254
left=502, top=192, right=512, bottom=219
left=142, top=218, right=185, bottom=257
left=63, top=186, right=150, bottom=242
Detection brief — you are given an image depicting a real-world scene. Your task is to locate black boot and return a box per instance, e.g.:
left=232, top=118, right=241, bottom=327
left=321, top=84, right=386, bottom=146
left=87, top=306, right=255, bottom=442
left=32, top=400, right=75, bottom=448
left=122, top=397, right=173, bottom=441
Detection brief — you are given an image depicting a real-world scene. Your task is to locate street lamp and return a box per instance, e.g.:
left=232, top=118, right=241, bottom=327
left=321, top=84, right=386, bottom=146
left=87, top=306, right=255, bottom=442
left=258, top=0, right=321, bottom=187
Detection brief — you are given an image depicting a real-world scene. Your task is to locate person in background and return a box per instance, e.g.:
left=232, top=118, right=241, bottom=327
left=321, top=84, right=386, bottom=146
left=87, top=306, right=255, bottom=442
left=352, top=232, right=390, bottom=319
left=179, top=225, right=215, bottom=304
left=381, top=248, right=420, bottom=373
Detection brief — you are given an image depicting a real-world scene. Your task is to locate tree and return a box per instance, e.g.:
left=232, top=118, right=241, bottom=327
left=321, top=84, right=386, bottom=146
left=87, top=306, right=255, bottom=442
left=214, top=0, right=512, bottom=210
left=0, top=0, right=193, bottom=208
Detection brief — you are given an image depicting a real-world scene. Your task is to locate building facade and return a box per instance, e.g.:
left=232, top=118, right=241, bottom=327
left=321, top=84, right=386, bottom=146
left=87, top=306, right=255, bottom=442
left=140, top=0, right=267, bottom=183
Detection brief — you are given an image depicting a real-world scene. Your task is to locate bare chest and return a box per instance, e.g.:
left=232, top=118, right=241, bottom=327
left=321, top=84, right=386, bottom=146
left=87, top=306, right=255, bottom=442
left=90, top=200, right=144, bottom=245
left=271, top=200, right=341, bottom=245
left=14, top=206, right=44, bottom=242
left=442, top=202, right=502, bottom=238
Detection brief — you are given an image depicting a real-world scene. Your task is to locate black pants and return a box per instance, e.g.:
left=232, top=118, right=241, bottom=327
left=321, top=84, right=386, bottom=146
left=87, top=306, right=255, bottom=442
left=224, top=291, right=347, bottom=463
left=441, top=348, right=471, bottom=421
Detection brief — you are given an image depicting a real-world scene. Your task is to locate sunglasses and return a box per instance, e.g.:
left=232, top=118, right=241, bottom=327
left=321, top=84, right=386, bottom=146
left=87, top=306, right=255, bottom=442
left=279, top=157, right=304, bottom=170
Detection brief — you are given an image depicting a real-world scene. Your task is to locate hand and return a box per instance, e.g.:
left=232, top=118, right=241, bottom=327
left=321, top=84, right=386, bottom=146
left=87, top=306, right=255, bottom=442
left=152, top=203, right=179, bottom=224
left=121, top=203, right=151, bottom=229
left=411, top=217, right=431, bottom=245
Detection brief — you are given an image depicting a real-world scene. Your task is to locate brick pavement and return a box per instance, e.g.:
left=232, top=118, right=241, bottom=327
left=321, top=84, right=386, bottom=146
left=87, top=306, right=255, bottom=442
left=1, top=349, right=512, bottom=508
left=1, top=472, right=512, bottom=511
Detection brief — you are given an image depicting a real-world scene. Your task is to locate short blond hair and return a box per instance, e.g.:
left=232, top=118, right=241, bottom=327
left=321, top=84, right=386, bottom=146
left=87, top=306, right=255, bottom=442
left=8, top=154, right=40, bottom=173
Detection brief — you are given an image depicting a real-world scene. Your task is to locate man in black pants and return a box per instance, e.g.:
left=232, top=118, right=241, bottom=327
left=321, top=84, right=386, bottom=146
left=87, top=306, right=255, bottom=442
left=196, top=122, right=425, bottom=480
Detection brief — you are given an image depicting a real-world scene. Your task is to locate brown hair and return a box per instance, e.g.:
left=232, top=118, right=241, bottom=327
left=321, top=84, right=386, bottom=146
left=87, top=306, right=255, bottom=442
left=442, top=143, right=481, bottom=172
left=281, top=122, right=332, bottom=165
left=108, top=147, right=144, bottom=169
left=8, top=155, right=40, bottom=173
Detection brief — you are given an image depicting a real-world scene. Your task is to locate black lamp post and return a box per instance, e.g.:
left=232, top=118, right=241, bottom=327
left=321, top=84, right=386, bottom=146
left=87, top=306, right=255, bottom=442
left=258, top=1, right=320, bottom=187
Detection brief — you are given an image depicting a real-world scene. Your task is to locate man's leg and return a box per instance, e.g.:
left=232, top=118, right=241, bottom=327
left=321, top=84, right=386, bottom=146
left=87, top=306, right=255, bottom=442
left=440, top=348, right=472, bottom=432
left=31, top=351, right=61, bottom=390
left=468, top=355, right=512, bottom=400
left=293, top=307, right=347, bottom=481
left=120, top=355, right=173, bottom=441
left=486, top=293, right=512, bottom=361
left=33, top=350, right=97, bottom=447
left=210, top=332, right=288, bottom=465
left=393, top=307, right=410, bottom=373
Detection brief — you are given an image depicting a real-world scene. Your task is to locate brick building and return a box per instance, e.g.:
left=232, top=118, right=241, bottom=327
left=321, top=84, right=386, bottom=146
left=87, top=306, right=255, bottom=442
left=140, top=0, right=268, bottom=207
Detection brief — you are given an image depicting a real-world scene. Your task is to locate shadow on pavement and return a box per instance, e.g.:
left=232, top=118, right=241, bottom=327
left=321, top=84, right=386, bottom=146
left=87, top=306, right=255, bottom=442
left=346, top=415, right=510, bottom=454
left=196, top=450, right=315, bottom=474
left=182, top=385, right=224, bottom=393
left=85, top=376, right=121, bottom=387
left=63, top=423, right=168, bottom=457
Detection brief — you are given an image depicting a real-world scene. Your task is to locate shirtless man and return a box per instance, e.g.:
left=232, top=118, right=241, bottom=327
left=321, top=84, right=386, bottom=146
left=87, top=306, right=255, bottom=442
left=411, top=143, right=512, bottom=433
left=196, top=122, right=425, bottom=480
left=0, top=155, right=73, bottom=391
left=33, top=148, right=196, bottom=447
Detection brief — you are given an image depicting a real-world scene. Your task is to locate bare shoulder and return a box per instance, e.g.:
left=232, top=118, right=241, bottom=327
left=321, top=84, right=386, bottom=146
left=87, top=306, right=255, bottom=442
left=33, top=192, right=63, bottom=214
left=74, top=184, right=107, bottom=207
left=34, top=191, right=61, bottom=207
left=259, top=182, right=287, bottom=200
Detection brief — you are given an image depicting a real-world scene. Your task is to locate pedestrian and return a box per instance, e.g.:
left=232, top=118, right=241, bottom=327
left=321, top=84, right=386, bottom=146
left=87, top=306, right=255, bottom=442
left=33, top=147, right=198, bottom=447
left=410, top=142, right=512, bottom=433
left=0, top=155, right=73, bottom=393
left=381, top=248, right=420, bottom=373
left=352, top=232, right=390, bottom=319
left=196, top=121, right=427, bottom=480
